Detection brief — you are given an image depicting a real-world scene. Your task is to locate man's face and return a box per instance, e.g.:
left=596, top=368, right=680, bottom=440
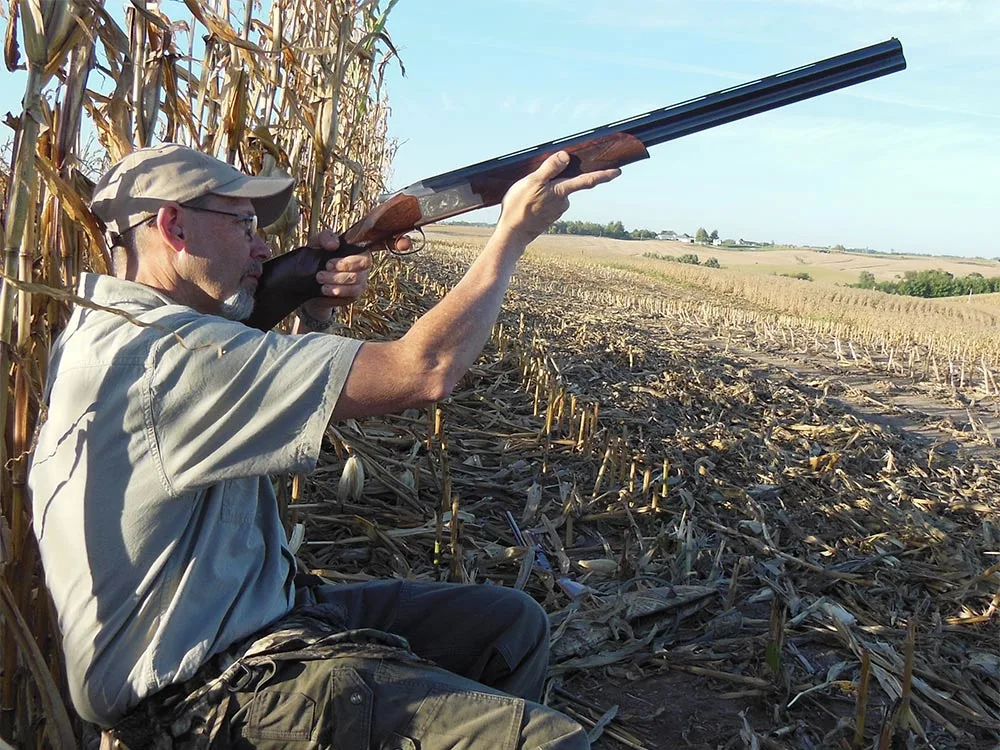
left=177, top=195, right=271, bottom=318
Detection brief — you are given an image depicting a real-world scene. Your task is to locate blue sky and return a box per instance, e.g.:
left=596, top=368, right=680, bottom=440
left=381, top=0, right=999, bottom=257
left=1, top=1, right=996, bottom=257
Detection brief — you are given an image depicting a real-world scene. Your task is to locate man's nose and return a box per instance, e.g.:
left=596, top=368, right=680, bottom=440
left=250, top=235, right=272, bottom=261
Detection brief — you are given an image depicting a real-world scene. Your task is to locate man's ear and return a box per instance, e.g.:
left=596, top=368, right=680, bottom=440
left=154, top=203, right=186, bottom=251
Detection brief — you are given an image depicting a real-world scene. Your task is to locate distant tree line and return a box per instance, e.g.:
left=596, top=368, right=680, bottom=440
left=547, top=220, right=658, bottom=240
left=643, top=252, right=720, bottom=268
left=545, top=220, right=777, bottom=248
left=855, top=269, right=1000, bottom=297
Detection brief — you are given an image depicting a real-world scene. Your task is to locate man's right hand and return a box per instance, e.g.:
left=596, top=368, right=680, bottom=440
left=495, top=150, right=621, bottom=248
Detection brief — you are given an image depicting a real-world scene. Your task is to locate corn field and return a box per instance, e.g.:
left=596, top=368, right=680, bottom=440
left=370, top=243, right=1000, bottom=747
left=0, top=0, right=400, bottom=746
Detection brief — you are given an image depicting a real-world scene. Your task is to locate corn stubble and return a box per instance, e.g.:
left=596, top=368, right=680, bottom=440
left=617, top=256, right=1000, bottom=400
left=2, top=3, right=999, bottom=749
left=302, top=243, right=1000, bottom=748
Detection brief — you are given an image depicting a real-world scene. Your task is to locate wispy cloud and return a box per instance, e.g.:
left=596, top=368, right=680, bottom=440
left=709, top=113, right=998, bottom=175
left=414, top=30, right=747, bottom=81
left=439, top=92, right=458, bottom=113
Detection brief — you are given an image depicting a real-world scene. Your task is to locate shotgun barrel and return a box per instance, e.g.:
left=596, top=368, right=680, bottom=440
left=400, top=38, right=905, bottom=194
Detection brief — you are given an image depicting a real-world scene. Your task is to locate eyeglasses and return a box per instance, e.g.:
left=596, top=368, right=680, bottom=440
left=181, top=205, right=258, bottom=239
left=112, top=204, right=259, bottom=247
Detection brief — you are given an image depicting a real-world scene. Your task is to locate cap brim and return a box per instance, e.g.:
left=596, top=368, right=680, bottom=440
left=212, top=174, right=295, bottom=228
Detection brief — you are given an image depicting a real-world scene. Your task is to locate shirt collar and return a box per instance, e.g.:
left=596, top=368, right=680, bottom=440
left=78, top=272, right=181, bottom=311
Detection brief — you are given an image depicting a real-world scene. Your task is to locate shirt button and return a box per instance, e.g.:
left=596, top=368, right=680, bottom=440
left=349, top=691, right=364, bottom=705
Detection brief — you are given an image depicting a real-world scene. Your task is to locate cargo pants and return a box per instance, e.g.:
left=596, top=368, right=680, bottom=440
left=106, top=581, right=588, bottom=749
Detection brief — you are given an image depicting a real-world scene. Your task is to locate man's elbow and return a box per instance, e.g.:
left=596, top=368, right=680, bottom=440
left=416, top=363, right=459, bottom=405
left=347, top=339, right=464, bottom=414
left=333, top=341, right=462, bottom=421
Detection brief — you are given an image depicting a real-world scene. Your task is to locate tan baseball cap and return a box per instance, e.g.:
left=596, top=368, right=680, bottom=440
left=90, top=143, right=295, bottom=246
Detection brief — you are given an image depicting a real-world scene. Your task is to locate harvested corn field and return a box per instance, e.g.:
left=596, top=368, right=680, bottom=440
left=297, top=240, right=1000, bottom=748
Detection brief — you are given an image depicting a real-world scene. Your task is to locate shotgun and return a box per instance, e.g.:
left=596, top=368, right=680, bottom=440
left=246, top=38, right=905, bottom=330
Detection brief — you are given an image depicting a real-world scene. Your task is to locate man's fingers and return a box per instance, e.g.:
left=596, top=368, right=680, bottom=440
left=317, top=270, right=366, bottom=286
left=531, top=150, right=572, bottom=183
left=552, top=167, right=621, bottom=197
left=496, top=153, right=617, bottom=246
left=315, top=251, right=371, bottom=303
left=308, top=229, right=341, bottom=252
left=324, top=251, right=373, bottom=273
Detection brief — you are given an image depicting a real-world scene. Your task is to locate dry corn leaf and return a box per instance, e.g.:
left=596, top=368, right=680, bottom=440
left=4, top=0, right=20, bottom=71
left=0, top=580, right=76, bottom=749
left=577, top=559, right=618, bottom=575
left=33, top=156, right=107, bottom=265
left=183, top=0, right=265, bottom=54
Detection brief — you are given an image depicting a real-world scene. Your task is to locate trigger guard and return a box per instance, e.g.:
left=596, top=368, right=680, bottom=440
left=387, top=227, right=426, bottom=256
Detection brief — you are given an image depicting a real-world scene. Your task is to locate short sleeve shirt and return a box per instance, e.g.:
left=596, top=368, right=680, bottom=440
left=28, top=273, right=362, bottom=726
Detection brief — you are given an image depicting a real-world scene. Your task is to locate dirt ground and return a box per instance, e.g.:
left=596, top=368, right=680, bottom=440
left=570, top=669, right=775, bottom=748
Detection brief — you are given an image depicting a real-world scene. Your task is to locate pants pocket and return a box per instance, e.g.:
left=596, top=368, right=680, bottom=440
left=413, top=689, right=524, bottom=750
left=238, top=660, right=374, bottom=750
left=246, top=688, right=317, bottom=741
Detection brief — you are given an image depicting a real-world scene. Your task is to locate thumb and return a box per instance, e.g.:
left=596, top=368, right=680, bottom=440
left=532, top=150, right=571, bottom=182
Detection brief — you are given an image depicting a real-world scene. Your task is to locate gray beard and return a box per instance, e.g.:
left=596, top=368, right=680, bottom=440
left=219, top=287, right=255, bottom=321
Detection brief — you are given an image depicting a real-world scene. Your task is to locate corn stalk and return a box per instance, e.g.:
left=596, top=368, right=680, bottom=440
left=0, top=0, right=400, bottom=745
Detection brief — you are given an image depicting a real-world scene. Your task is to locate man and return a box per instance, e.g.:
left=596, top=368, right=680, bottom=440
left=29, top=143, right=618, bottom=748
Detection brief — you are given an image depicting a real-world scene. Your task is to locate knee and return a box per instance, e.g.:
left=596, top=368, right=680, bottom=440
left=506, top=588, right=549, bottom=641
left=522, top=704, right=590, bottom=749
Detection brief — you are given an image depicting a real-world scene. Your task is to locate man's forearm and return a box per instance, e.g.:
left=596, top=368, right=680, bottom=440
left=400, top=229, right=526, bottom=395
left=328, top=231, right=526, bottom=421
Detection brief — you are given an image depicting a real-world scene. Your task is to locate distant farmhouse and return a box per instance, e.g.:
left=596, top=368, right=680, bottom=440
left=655, top=231, right=767, bottom=248
left=657, top=231, right=696, bottom=243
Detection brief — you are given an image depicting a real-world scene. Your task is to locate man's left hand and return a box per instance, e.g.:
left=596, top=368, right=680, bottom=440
left=301, top=230, right=372, bottom=319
